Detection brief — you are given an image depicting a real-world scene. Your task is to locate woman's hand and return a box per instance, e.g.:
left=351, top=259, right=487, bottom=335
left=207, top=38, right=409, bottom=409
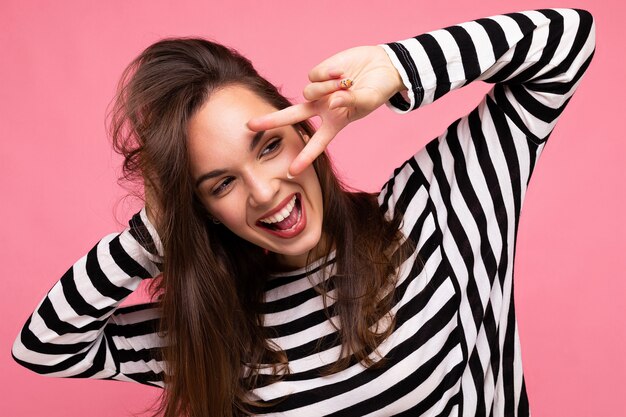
left=247, top=45, right=405, bottom=177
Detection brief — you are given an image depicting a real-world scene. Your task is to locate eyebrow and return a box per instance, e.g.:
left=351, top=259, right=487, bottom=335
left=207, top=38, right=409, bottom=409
left=194, top=130, right=266, bottom=188
left=249, top=129, right=266, bottom=152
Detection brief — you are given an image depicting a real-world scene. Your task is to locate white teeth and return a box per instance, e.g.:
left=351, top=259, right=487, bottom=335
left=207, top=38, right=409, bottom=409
left=259, top=195, right=297, bottom=224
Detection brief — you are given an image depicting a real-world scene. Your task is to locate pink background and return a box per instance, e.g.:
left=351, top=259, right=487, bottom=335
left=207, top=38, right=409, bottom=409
left=1, top=1, right=623, bottom=416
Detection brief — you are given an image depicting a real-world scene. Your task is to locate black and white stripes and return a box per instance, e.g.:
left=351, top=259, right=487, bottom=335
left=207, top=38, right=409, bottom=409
left=12, top=211, right=165, bottom=386
left=13, top=8, right=595, bottom=416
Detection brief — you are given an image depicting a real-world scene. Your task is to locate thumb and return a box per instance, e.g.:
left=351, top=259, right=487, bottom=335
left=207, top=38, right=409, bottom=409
left=330, top=87, right=385, bottom=120
left=328, top=89, right=356, bottom=110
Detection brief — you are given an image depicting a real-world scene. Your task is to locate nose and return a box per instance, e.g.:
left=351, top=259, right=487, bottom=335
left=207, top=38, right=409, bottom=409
left=246, top=170, right=279, bottom=209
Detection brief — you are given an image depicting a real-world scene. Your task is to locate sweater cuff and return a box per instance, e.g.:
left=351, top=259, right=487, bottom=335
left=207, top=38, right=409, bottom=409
left=128, top=208, right=164, bottom=261
left=379, top=43, right=424, bottom=114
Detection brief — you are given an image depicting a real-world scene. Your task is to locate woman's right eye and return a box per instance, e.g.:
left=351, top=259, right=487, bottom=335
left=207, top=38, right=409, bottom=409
left=212, top=177, right=234, bottom=195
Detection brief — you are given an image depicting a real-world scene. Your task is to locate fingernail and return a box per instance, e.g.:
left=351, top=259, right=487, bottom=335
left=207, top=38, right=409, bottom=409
left=339, top=78, right=353, bottom=89
left=287, top=172, right=295, bottom=179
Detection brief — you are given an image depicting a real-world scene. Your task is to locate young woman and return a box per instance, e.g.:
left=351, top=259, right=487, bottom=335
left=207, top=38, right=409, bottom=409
left=12, top=7, right=596, bottom=417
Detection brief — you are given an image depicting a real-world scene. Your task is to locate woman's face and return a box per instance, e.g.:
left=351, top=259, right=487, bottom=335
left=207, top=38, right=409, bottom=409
left=187, top=85, right=324, bottom=269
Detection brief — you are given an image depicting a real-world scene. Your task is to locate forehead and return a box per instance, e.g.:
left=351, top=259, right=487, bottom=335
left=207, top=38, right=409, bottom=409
left=188, top=85, right=277, bottom=144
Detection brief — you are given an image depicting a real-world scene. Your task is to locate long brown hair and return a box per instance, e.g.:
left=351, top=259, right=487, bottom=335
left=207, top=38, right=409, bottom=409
left=109, top=37, right=413, bottom=417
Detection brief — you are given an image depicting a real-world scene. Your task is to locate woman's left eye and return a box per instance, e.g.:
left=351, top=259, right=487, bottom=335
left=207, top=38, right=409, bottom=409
left=260, top=138, right=282, bottom=157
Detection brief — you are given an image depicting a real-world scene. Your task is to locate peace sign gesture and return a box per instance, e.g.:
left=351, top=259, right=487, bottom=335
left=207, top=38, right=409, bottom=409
left=247, top=45, right=405, bottom=177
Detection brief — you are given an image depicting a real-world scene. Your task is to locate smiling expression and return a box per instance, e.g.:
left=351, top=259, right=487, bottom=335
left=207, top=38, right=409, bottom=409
left=187, top=85, right=324, bottom=269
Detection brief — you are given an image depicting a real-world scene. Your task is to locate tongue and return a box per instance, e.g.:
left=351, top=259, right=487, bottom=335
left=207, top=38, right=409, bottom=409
left=273, top=202, right=299, bottom=230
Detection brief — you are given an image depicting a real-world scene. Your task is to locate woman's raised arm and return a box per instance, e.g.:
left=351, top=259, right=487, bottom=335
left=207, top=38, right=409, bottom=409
left=250, top=8, right=596, bottom=178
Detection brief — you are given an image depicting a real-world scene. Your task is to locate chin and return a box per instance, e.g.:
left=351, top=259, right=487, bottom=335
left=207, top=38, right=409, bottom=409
left=270, top=225, right=323, bottom=257
left=284, top=230, right=322, bottom=254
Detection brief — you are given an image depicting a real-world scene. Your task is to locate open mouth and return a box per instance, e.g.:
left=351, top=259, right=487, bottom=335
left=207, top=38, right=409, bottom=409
left=256, top=193, right=306, bottom=237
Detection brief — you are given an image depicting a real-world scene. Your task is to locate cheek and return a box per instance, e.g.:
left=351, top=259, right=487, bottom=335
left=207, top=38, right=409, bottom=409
left=285, top=133, right=306, bottom=155
left=278, top=142, right=302, bottom=167
left=260, top=141, right=301, bottom=179
left=300, top=167, right=323, bottom=208
left=207, top=195, right=248, bottom=229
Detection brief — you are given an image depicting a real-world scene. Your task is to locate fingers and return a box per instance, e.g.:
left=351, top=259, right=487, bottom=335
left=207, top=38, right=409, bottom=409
left=308, top=65, right=344, bottom=82
left=247, top=102, right=314, bottom=131
left=303, top=78, right=354, bottom=101
left=288, top=124, right=337, bottom=176
left=331, top=87, right=383, bottom=118
left=328, top=89, right=356, bottom=110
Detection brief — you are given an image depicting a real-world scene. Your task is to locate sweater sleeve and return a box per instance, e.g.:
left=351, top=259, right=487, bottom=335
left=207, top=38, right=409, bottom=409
left=11, top=208, right=167, bottom=388
left=372, top=11, right=595, bottom=414
left=377, top=8, right=595, bottom=228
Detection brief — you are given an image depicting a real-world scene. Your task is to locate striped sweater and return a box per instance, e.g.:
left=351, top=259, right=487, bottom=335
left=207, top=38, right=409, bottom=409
left=12, top=8, right=596, bottom=416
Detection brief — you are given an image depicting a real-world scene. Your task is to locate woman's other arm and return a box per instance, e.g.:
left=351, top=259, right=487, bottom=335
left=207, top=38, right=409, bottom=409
left=11, top=209, right=166, bottom=387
